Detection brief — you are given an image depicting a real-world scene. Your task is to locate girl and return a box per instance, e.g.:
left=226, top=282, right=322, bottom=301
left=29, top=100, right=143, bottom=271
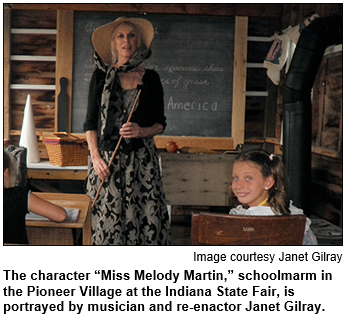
left=229, top=149, right=317, bottom=245
left=3, top=150, right=67, bottom=244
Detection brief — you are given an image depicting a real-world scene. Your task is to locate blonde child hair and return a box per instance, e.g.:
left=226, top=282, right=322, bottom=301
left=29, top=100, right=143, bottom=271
left=230, top=149, right=290, bottom=215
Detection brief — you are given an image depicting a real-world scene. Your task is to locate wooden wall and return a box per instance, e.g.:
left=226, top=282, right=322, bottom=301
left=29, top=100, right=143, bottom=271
left=312, top=52, right=342, bottom=154
left=277, top=4, right=343, bottom=227
left=275, top=3, right=343, bottom=154
left=245, top=17, right=280, bottom=147
left=311, top=153, right=342, bottom=226
left=5, top=8, right=57, bottom=158
left=311, top=49, right=342, bottom=227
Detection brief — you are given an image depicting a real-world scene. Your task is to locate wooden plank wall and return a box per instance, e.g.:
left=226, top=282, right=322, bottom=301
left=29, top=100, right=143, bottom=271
left=277, top=3, right=343, bottom=157
left=279, top=4, right=343, bottom=227
left=7, top=9, right=57, bottom=159
left=312, top=52, right=342, bottom=154
left=245, top=16, right=281, bottom=153
left=4, top=8, right=11, bottom=140
left=311, top=153, right=342, bottom=227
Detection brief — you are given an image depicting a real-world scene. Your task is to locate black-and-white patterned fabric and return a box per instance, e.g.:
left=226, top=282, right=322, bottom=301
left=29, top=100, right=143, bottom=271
left=86, top=136, right=170, bottom=245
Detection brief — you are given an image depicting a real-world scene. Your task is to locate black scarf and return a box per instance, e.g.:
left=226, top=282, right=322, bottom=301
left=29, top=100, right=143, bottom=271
left=94, top=48, right=151, bottom=141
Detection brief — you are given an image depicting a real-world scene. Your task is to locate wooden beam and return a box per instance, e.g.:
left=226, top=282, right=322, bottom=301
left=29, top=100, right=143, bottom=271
left=232, top=16, right=248, bottom=147
left=10, top=84, right=56, bottom=90
left=27, top=169, right=87, bottom=181
left=11, top=55, right=56, bottom=61
left=154, top=136, right=234, bottom=151
left=11, top=29, right=57, bottom=34
left=338, top=104, right=342, bottom=155
left=4, top=7, right=11, bottom=140
left=311, top=147, right=340, bottom=159
left=263, top=77, right=278, bottom=153
left=55, top=10, right=74, bottom=132
left=10, top=4, right=283, bottom=17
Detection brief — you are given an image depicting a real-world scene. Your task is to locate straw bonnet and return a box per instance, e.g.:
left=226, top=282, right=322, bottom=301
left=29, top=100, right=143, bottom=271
left=92, top=17, right=154, bottom=66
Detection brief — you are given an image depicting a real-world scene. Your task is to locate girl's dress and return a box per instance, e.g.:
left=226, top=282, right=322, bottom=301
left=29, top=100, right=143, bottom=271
left=229, top=202, right=318, bottom=245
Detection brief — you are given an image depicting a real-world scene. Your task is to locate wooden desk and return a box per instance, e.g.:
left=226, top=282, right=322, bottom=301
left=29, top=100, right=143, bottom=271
left=27, top=160, right=87, bottom=180
left=26, top=192, right=92, bottom=245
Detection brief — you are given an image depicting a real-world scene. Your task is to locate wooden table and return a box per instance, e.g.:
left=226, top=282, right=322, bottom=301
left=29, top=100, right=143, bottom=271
left=27, top=160, right=88, bottom=180
left=26, top=192, right=92, bottom=245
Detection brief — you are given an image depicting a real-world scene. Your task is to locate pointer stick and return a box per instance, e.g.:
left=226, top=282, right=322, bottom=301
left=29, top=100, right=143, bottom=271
left=91, top=89, right=141, bottom=209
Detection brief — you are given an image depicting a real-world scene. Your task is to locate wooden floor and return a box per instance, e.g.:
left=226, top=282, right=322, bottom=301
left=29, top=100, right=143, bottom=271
left=171, top=223, right=191, bottom=246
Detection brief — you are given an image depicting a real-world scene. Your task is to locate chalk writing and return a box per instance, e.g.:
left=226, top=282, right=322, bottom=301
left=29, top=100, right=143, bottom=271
left=182, top=78, right=211, bottom=90
left=85, top=21, right=99, bottom=33
left=203, top=64, right=225, bottom=72
left=167, top=97, right=217, bottom=112
left=163, top=65, right=200, bottom=73
left=161, top=77, right=182, bottom=89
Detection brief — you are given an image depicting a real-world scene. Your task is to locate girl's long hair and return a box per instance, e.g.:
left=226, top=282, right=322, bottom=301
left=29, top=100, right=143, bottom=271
left=229, top=149, right=290, bottom=215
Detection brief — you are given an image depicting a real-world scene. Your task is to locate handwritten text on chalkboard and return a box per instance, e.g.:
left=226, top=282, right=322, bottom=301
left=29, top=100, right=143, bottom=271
left=72, top=13, right=235, bottom=137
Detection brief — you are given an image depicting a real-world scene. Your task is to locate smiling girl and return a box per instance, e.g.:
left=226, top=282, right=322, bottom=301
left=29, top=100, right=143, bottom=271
left=229, top=149, right=317, bottom=245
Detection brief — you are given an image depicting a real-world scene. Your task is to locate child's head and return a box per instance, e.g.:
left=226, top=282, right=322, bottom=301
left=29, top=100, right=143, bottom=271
left=230, top=149, right=290, bottom=215
left=4, top=150, right=14, bottom=188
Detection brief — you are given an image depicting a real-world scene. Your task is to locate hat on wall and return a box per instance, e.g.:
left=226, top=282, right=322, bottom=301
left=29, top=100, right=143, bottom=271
left=92, top=17, right=154, bottom=66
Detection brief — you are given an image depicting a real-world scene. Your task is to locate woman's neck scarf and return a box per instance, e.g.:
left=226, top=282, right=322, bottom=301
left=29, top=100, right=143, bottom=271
left=94, top=48, right=151, bottom=140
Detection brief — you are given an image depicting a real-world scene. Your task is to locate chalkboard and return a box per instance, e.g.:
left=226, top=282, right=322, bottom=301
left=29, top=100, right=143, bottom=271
left=72, top=12, right=235, bottom=138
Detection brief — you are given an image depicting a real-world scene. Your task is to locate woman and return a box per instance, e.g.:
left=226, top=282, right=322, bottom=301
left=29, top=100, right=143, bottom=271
left=84, top=17, right=170, bottom=245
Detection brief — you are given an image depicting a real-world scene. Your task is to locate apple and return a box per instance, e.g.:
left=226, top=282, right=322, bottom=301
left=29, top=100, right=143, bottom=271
left=166, top=141, right=179, bottom=153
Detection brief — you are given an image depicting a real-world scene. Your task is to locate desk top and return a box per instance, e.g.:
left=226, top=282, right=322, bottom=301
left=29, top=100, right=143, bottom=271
left=27, top=160, right=87, bottom=170
left=27, top=161, right=88, bottom=180
left=26, top=192, right=91, bottom=229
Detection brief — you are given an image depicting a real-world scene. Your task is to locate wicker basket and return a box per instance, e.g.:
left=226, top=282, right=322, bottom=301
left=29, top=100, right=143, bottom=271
left=44, top=133, right=88, bottom=167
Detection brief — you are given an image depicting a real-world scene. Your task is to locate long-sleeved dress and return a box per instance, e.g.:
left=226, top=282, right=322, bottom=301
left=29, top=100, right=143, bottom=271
left=84, top=65, right=171, bottom=245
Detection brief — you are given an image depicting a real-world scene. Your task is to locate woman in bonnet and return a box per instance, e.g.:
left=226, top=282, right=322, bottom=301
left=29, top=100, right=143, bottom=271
left=84, top=17, right=170, bottom=245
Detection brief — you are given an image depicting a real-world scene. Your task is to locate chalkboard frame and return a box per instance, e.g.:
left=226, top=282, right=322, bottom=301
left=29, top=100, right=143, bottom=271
left=56, top=13, right=247, bottom=150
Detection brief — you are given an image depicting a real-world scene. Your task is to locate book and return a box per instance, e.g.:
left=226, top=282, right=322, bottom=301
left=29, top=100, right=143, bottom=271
left=26, top=208, right=80, bottom=222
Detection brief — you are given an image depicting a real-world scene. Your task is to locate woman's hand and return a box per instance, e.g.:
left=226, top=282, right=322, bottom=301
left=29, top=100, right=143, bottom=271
left=86, top=130, right=110, bottom=181
left=120, top=123, right=164, bottom=139
left=120, top=122, right=143, bottom=138
left=92, top=155, right=110, bottom=181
